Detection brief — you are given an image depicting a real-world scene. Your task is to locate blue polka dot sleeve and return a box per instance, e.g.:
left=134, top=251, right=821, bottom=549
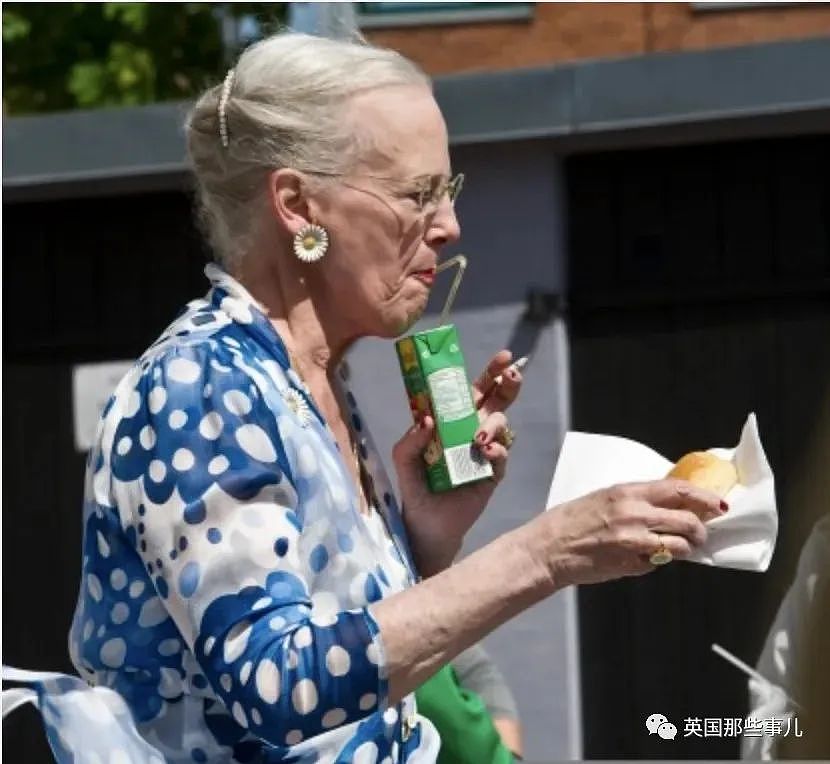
left=109, top=342, right=390, bottom=746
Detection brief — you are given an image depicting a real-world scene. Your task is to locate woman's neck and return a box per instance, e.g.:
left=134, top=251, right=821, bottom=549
left=231, top=243, right=352, bottom=388
left=232, top=243, right=371, bottom=513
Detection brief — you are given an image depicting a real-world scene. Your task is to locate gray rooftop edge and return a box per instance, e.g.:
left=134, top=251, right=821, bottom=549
left=3, top=36, right=829, bottom=197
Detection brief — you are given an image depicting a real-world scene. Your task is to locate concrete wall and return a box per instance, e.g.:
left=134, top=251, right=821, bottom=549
left=347, top=140, right=581, bottom=759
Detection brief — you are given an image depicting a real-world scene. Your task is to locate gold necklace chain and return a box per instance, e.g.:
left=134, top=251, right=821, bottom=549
left=285, top=346, right=370, bottom=513
left=284, top=350, right=413, bottom=587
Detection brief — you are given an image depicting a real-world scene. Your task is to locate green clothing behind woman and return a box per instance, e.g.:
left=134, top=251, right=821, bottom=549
left=416, top=664, right=514, bottom=764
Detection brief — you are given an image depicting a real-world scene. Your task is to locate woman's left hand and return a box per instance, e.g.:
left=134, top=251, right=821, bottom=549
left=392, top=350, right=523, bottom=577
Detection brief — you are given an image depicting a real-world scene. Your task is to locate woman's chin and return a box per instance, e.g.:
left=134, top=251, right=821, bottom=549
left=374, top=304, right=426, bottom=339
left=401, top=301, right=429, bottom=333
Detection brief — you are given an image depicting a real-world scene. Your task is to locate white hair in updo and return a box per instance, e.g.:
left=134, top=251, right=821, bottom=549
left=186, top=32, right=430, bottom=270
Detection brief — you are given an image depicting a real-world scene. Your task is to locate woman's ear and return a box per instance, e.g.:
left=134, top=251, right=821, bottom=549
left=267, top=168, right=316, bottom=235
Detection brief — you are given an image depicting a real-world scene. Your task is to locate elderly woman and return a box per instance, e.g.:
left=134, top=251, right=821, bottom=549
left=5, top=33, right=724, bottom=764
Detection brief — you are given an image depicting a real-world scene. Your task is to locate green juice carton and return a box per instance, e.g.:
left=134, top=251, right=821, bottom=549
left=395, top=325, right=493, bottom=492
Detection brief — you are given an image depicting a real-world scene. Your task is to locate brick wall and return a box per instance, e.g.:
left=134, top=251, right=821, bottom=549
left=365, top=2, right=830, bottom=74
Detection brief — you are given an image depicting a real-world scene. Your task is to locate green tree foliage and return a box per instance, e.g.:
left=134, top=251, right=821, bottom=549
left=2, top=3, right=286, bottom=115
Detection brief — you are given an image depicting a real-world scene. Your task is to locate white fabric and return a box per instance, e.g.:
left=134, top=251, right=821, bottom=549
left=741, top=514, right=829, bottom=759
left=2, top=687, right=39, bottom=717
left=1, top=666, right=167, bottom=762
left=546, top=413, right=777, bottom=571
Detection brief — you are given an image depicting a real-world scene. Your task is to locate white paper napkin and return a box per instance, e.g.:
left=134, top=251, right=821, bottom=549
left=546, top=413, right=777, bottom=572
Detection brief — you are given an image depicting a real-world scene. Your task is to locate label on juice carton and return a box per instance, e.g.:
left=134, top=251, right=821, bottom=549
left=395, top=325, right=493, bottom=492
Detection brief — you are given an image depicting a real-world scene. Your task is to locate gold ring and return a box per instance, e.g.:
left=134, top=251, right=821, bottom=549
left=496, top=426, right=516, bottom=450
left=649, top=540, right=673, bottom=566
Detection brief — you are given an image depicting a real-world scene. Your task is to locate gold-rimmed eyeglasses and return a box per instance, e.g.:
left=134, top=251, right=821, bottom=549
left=410, top=173, right=464, bottom=211
left=305, top=171, right=464, bottom=214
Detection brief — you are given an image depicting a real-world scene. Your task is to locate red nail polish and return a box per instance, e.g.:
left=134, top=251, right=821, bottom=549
left=720, top=500, right=729, bottom=513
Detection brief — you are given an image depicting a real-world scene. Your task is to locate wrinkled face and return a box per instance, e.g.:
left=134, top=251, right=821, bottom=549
left=311, top=85, right=461, bottom=338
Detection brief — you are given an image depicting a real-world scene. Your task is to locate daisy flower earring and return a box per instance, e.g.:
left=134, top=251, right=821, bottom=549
left=293, top=222, right=329, bottom=263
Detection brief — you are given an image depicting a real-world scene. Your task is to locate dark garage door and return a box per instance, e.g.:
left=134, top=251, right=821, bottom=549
left=2, top=191, right=208, bottom=763
left=567, top=134, right=830, bottom=759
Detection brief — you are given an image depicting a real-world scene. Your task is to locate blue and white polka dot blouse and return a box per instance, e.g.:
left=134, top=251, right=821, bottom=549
left=4, top=265, right=440, bottom=763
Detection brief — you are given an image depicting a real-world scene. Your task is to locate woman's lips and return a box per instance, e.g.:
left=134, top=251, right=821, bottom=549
left=411, top=268, right=436, bottom=286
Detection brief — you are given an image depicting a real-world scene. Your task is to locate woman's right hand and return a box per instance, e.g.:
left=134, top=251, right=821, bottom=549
left=529, top=479, right=727, bottom=588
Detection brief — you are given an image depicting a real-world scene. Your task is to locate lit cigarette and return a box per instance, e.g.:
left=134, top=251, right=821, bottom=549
left=711, top=643, right=802, bottom=709
left=492, top=356, right=529, bottom=386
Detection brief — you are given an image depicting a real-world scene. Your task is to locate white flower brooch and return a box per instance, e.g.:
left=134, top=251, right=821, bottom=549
left=282, top=388, right=313, bottom=427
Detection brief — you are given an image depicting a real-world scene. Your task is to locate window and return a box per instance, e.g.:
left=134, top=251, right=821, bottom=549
left=356, top=2, right=533, bottom=29
left=692, top=2, right=822, bottom=10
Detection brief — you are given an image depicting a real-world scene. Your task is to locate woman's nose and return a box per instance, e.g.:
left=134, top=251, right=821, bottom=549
left=425, top=197, right=461, bottom=248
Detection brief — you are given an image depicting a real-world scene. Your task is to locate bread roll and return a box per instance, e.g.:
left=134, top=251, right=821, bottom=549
left=667, top=451, right=737, bottom=497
